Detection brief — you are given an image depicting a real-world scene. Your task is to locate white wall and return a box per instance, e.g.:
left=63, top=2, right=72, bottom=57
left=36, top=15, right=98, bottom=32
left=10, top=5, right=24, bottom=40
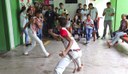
left=54, top=0, right=86, bottom=19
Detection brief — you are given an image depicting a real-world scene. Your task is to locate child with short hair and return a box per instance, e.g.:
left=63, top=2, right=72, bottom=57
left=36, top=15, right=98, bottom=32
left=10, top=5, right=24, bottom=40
left=22, top=11, right=51, bottom=57
left=54, top=17, right=83, bottom=74
left=84, top=14, right=94, bottom=44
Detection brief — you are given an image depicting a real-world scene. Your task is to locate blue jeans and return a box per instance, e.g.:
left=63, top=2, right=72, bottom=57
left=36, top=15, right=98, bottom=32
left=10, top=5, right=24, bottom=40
left=94, top=20, right=99, bottom=38
left=37, top=28, right=43, bottom=40
left=111, top=32, right=126, bottom=45
left=37, top=23, right=43, bottom=40
left=85, top=27, right=93, bottom=42
left=23, top=29, right=29, bottom=44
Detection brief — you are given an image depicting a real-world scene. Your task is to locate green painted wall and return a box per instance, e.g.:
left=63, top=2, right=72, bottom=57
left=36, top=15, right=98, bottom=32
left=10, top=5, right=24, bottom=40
left=115, top=0, right=128, bottom=30
left=111, top=0, right=128, bottom=31
left=10, top=0, right=21, bottom=46
left=111, top=0, right=116, bottom=31
left=0, top=0, right=10, bottom=52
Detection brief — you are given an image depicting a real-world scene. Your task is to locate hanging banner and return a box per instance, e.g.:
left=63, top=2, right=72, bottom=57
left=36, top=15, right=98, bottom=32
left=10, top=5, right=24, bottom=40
left=27, top=0, right=30, bottom=3
left=21, top=0, right=24, bottom=2
left=44, top=0, right=49, bottom=5
left=49, top=0, right=53, bottom=4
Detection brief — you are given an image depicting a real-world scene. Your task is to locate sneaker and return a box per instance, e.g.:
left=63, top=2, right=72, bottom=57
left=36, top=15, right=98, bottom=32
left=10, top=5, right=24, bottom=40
left=45, top=53, right=51, bottom=58
left=101, top=37, right=105, bottom=39
left=25, top=43, right=31, bottom=47
left=97, top=36, right=100, bottom=39
left=84, top=42, right=89, bottom=45
left=23, top=52, right=29, bottom=56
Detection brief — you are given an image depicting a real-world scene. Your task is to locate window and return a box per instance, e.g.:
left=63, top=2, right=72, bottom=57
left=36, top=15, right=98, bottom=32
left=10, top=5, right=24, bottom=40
left=65, top=0, right=77, bottom=3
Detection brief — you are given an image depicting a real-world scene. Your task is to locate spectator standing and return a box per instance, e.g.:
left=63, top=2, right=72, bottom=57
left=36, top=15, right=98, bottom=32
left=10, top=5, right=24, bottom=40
left=20, top=6, right=30, bottom=46
left=58, top=3, right=68, bottom=17
left=89, top=3, right=100, bottom=39
left=101, top=2, right=115, bottom=39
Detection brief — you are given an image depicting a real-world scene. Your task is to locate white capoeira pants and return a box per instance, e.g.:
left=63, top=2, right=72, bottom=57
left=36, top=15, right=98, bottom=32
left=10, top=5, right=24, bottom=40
left=24, top=28, right=49, bottom=56
left=54, top=50, right=82, bottom=74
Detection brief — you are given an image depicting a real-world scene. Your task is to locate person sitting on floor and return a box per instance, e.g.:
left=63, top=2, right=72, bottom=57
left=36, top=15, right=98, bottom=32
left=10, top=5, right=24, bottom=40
left=107, top=14, right=128, bottom=47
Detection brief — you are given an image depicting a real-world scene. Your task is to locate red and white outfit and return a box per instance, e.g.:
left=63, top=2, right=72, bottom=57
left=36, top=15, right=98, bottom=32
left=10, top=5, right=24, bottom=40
left=24, top=17, right=50, bottom=57
left=55, top=28, right=82, bottom=74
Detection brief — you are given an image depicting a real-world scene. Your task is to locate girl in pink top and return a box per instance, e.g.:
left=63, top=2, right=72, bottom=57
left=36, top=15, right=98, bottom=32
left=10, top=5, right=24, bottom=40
left=22, top=12, right=50, bottom=57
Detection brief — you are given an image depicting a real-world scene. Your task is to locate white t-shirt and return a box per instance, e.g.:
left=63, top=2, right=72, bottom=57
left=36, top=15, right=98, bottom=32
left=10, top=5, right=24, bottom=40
left=66, top=19, right=71, bottom=28
left=90, top=7, right=98, bottom=20
left=81, top=9, right=89, bottom=22
left=60, top=28, right=80, bottom=50
left=103, top=7, right=114, bottom=20
left=20, top=12, right=28, bottom=28
left=86, top=19, right=94, bottom=29
left=42, top=10, right=47, bottom=15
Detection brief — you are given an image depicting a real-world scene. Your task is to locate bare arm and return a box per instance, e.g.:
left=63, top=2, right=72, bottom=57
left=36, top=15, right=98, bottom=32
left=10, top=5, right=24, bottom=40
left=103, top=9, right=106, bottom=16
left=110, top=8, right=115, bottom=16
left=60, top=35, right=73, bottom=57
left=110, top=13, right=114, bottom=16
left=64, top=36, right=73, bottom=54
left=96, top=12, right=98, bottom=20
left=23, top=22, right=30, bottom=30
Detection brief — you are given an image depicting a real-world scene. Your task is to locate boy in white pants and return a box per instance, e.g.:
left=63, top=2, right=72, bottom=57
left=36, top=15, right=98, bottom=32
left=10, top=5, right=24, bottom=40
left=22, top=11, right=50, bottom=57
left=54, top=17, right=83, bottom=74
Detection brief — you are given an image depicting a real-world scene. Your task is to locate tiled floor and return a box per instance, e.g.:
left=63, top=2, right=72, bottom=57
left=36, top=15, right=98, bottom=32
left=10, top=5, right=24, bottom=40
left=0, top=39, right=128, bottom=74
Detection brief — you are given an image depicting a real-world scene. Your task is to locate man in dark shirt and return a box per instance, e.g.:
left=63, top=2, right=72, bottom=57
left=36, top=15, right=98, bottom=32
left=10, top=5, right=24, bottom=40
left=76, top=3, right=83, bottom=19
left=45, top=5, right=58, bottom=39
left=76, top=3, right=83, bottom=14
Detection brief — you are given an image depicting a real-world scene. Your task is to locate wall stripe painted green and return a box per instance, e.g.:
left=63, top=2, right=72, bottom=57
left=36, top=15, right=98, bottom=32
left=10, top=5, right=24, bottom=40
left=5, top=0, right=15, bottom=49
left=0, top=0, right=10, bottom=52
left=10, top=0, right=21, bottom=47
left=0, top=0, right=22, bottom=52
left=111, top=0, right=128, bottom=31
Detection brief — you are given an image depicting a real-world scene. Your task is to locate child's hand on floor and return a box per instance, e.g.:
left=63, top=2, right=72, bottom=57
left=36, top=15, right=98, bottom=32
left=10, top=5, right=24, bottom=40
left=59, top=51, right=66, bottom=57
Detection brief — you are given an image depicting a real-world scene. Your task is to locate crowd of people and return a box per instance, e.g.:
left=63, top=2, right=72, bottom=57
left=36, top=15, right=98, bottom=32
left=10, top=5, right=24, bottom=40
left=20, top=2, right=116, bottom=45
left=20, top=1, right=128, bottom=74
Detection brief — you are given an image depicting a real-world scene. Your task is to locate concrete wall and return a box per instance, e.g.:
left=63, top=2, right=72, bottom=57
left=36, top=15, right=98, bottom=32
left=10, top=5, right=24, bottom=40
left=54, top=0, right=86, bottom=18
